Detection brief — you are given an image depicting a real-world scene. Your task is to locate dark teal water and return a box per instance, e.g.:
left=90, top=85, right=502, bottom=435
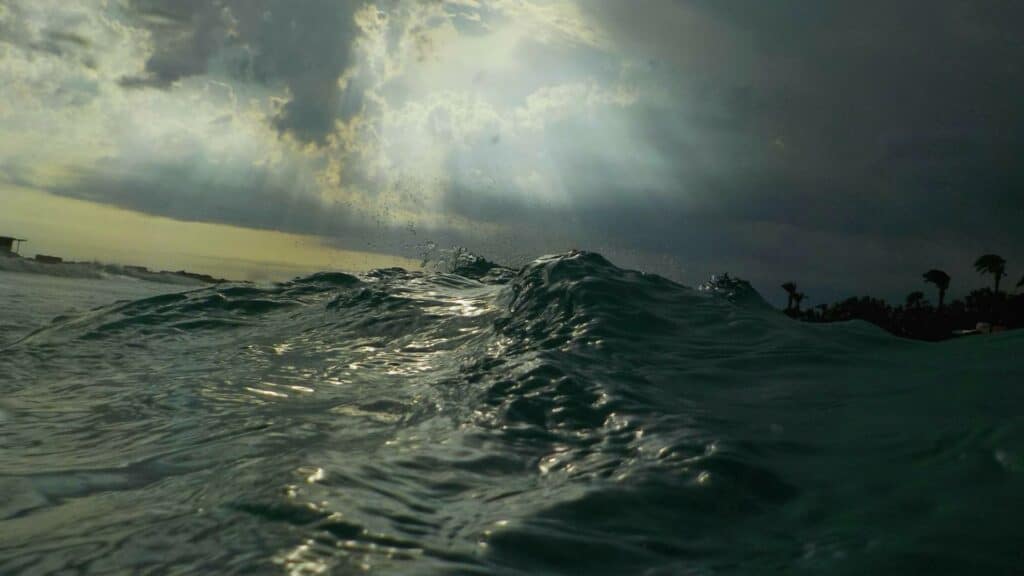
left=1, top=252, right=1022, bottom=574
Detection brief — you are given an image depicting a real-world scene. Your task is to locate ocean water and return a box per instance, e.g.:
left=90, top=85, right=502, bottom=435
left=1, top=251, right=1021, bottom=575
left=0, top=271, right=190, bottom=349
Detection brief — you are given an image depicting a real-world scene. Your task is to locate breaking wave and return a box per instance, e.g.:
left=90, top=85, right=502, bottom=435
left=1, top=251, right=1022, bottom=574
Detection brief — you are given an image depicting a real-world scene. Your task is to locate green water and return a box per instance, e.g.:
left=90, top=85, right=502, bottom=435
left=1, top=252, right=1021, bottom=574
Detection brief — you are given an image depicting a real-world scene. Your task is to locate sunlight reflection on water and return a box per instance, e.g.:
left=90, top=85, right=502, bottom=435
left=2, top=255, right=1023, bottom=574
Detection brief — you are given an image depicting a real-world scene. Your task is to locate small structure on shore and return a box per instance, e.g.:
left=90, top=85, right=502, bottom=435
left=0, top=236, right=26, bottom=256
left=34, top=254, right=63, bottom=264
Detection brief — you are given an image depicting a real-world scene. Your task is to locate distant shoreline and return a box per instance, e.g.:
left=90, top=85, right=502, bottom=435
left=0, top=254, right=235, bottom=286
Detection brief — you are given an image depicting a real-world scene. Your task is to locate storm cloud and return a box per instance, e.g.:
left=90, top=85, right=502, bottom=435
left=2, top=0, right=1023, bottom=302
left=119, top=0, right=366, bottom=144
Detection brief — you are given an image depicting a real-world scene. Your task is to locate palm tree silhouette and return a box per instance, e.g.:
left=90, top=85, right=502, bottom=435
left=793, top=292, right=806, bottom=312
left=974, top=254, right=1007, bottom=294
left=906, top=291, right=925, bottom=309
left=922, top=269, right=951, bottom=309
left=781, top=282, right=797, bottom=311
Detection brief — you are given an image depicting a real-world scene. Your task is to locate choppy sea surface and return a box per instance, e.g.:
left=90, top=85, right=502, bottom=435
left=1, top=252, right=1022, bottom=575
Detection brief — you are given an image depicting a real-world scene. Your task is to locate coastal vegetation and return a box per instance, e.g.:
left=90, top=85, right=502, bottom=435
left=783, top=254, right=1024, bottom=341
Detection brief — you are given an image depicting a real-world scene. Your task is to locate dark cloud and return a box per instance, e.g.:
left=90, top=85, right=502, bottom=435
left=10, top=0, right=1024, bottom=303
left=233, top=0, right=364, bottom=145
left=554, top=0, right=1024, bottom=301
left=117, top=0, right=228, bottom=88
left=47, top=154, right=392, bottom=252
left=36, top=137, right=519, bottom=264
left=120, top=0, right=365, bottom=144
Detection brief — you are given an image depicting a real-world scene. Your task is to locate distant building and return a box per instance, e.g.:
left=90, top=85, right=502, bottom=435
left=0, top=236, right=26, bottom=256
left=34, top=254, right=63, bottom=264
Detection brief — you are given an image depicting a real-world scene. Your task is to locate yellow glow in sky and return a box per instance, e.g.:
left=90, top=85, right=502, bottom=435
left=0, top=185, right=420, bottom=282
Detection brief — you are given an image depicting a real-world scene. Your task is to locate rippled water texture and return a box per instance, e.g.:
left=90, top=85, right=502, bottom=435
left=1, top=252, right=1022, bottom=574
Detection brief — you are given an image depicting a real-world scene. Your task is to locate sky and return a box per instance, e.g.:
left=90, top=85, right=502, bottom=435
left=1, top=0, right=1022, bottom=302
